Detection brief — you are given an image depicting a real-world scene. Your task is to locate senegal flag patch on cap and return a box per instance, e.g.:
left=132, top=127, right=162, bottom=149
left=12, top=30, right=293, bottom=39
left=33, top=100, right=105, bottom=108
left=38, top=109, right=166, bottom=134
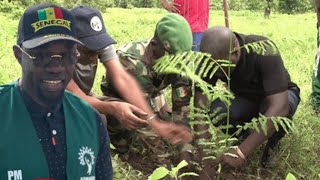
left=31, top=7, right=71, bottom=32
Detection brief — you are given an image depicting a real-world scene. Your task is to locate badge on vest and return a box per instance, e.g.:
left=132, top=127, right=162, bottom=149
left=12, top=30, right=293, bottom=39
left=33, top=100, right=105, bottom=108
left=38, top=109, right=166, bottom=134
left=79, top=146, right=95, bottom=180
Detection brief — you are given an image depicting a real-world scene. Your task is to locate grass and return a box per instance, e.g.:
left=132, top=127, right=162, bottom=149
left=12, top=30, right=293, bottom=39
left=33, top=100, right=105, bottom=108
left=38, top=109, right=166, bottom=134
left=0, top=8, right=319, bottom=179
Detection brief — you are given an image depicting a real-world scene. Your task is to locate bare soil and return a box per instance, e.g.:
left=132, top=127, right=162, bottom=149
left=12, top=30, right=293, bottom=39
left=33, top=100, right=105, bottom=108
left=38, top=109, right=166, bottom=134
left=119, top=151, right=279, bottom=180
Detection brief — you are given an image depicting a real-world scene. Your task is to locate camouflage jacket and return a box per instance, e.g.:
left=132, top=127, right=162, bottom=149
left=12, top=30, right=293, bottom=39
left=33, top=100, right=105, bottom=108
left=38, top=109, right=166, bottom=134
left=101, top=40, right=192, bottom=122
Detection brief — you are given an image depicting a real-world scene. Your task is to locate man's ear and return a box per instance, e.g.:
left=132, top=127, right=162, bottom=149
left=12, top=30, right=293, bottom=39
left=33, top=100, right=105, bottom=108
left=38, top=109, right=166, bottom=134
left=13, top=45, right=22, bottom=64
left=231, top=49, right=241, bottom=64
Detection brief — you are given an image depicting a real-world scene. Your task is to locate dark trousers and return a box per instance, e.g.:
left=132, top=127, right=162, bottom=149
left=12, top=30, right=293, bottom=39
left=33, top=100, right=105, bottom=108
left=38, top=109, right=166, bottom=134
left=192, top=32, right=204, bottom=51
left=210, top=89, right=300, bottom=143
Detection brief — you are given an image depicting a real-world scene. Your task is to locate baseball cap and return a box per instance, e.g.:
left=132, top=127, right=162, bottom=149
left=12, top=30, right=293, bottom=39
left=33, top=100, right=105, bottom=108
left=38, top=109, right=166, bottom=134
left=17, top=2, right=83, bottom=49
left=155, top=13, right=192, bottom=54
left=71, top=5, right=116, bottom=51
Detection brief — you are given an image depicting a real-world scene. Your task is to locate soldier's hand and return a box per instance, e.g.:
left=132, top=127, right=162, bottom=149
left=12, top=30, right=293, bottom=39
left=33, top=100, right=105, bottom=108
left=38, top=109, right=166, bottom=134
left=151, top=120, right=193, bottom=144
left=110, top=101, right=148, bottom=130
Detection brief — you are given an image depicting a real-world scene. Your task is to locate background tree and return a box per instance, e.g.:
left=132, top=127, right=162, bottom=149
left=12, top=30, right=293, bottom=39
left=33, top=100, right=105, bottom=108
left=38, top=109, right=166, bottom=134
left=0, top=0, right=316, bottom=14
left=279, top=0, right=313, bottom=14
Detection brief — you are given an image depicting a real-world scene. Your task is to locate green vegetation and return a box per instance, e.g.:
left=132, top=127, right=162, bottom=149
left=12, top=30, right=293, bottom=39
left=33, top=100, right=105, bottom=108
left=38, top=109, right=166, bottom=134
left=153, top=41, right=297, bottom=179
left=0, top=0, right=316, bottom=15
left=0, top=8, right=319, bottom=179
left=148, top=160, right=198, bottom=180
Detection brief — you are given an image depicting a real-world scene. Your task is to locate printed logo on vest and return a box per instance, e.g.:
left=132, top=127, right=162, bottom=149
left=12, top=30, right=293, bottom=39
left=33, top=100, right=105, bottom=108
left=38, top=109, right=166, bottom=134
left=7, top=170, right=22, bottom=180
left=78, top=146, right=95, bottom=177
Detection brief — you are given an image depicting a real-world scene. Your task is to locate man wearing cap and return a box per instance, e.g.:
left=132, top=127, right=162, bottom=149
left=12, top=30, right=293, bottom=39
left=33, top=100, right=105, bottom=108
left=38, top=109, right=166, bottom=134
left=0, top=3, right=112, bottom=179
left=101, top=13, right=194, bottom=164
left=67, top=5, right=192, bottom=149
left=195, top=26, right=300, bottom=169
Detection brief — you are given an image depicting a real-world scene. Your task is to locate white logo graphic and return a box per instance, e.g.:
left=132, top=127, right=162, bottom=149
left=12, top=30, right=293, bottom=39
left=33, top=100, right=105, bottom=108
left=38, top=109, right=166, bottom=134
left=79, top=146, right=95, bottom=175
left=90, top=16, right=103, bottom=32
left=7, top=170, right=22, bottom=180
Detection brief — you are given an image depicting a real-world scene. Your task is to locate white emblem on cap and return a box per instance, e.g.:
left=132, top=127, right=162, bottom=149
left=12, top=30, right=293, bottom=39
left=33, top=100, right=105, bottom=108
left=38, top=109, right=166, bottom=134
left=90, top=16, right=103, bottom=32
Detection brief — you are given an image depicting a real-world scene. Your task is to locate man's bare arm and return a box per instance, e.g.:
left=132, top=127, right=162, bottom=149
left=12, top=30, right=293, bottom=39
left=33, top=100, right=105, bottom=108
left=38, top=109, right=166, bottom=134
left=239, top=90, right=288, bottom=157
left=66, top=79, right=148, bottom=130
left=219, top=90, right=288, bottom=168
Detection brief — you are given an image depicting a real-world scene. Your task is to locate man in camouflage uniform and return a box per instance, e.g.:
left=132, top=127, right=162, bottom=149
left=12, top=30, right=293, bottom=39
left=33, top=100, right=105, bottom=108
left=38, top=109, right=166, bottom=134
left=101, top=13, right=194, bottom=165
left=67, top=6, right=193, bottom=166
left=102, top=39, right=191, bottom=123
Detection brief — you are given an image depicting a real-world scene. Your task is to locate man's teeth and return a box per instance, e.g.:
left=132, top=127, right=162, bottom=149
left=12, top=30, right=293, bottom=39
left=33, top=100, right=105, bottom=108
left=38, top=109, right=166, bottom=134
left=43, top=80, right=62, bottom=84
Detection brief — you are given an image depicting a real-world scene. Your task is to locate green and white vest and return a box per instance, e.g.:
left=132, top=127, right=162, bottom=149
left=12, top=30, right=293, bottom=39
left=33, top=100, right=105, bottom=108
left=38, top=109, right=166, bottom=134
left=0, top=83, right=99, bottom=180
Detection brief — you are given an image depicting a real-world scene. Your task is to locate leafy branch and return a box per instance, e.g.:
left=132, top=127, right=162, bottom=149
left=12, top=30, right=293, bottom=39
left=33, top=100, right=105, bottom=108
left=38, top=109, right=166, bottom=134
left=149, top=39, right=291, bottom=177
left=233, top=114, right=296, bottom=137
left=153, top=51, right=234, bottom=104
left=237, top=39, right=279, bottom=56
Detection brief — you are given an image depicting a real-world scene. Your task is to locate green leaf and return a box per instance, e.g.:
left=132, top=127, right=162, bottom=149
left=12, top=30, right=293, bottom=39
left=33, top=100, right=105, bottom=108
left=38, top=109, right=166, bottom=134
left=279, top=120, right=289, bottom=134
left=272, top=118, right=280, bottom=132
left=283, top=118, right=295, bottom=132
left=285, top=172, right=297, bottom=180
left=148, top=167, right=169, bottom=180
left=252, top=119, right=259, bottom=133
left=178, top=172, right=199, bottom=178
left=110, top=143, right=116, bottom=150
left=170, top=160, right=188, bottom=177
left=258, top=117, right=268, bottom=136
left=177, top=160, right=189, bottom=169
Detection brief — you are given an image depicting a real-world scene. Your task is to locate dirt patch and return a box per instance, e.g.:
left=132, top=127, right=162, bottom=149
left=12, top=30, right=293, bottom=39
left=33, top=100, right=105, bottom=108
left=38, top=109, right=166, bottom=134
left=217, top=168, right=280, bottom=180
left=119, top=151, right=282, bottom=180
left=120, top=151, right=158, bottom=175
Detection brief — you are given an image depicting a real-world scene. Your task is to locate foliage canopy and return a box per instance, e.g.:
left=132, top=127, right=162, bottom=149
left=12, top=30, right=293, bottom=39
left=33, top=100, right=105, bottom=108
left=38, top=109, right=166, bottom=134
left=0, top=0, right=316, bottom=16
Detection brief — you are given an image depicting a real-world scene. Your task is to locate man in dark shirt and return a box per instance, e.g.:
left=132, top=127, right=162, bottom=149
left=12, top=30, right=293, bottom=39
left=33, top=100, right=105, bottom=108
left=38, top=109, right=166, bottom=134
left=0, top=3, right=112, bottom=179
left=195, top=26, right=300, bottom=168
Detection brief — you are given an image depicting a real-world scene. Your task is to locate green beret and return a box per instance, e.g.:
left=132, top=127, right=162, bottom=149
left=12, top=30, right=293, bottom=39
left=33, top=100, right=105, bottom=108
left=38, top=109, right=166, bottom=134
left=155, top=13, right=192, bottom=54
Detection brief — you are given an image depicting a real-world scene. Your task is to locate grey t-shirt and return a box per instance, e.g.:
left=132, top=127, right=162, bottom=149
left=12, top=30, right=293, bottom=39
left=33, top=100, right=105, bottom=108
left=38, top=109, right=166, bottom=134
left=73, top=45, right=118, bottom=95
